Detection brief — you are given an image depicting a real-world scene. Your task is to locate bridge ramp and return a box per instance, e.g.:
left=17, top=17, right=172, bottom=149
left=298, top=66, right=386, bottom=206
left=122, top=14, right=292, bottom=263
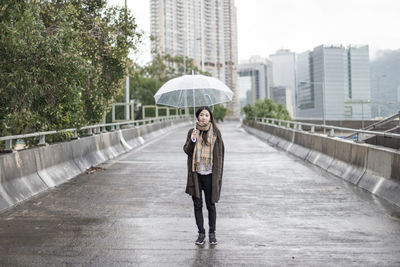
left=0, top=122, right=399, bottom=266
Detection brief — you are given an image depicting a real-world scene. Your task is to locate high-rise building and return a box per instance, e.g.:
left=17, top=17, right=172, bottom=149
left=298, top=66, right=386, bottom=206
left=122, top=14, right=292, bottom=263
left=150, top=0, right=239, bottom=116
left=270, top=49, right=296, bottom=117
left=296, top=44, right=371, bottom=120
left=238, top=56, right=272, bottom=109
left=271, top=86, right=293, bottom=114
left=296, top=50, right=314, bottom=111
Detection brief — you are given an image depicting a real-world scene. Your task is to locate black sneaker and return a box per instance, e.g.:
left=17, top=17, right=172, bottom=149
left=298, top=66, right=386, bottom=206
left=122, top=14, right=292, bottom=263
left=209, top=232, right=217, bottom=245
left=195, top=233, right=206, bottom=245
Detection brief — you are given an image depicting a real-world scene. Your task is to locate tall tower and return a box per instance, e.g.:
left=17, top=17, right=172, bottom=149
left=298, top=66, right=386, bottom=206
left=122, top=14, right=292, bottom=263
left=269, top=49, right=296, bottom=117
left=150, top=0, right=240, bottom=117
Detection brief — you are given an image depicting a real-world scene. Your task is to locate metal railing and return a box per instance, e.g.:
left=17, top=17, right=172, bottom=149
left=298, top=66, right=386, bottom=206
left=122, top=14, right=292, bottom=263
left=344, top=111, right=400, bottom=139
left=0, top=115, right=189, bottom=151
left=254, top=117, right=400, bottom=143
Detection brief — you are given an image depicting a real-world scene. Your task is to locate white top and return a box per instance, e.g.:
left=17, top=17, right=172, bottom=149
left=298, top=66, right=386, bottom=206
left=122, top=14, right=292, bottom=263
left=191, top=137, right=212, bottom=175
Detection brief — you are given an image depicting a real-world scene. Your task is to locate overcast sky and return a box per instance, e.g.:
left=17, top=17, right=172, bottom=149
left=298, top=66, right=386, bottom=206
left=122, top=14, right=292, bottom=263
left=109, top=0, right=400, bottom=64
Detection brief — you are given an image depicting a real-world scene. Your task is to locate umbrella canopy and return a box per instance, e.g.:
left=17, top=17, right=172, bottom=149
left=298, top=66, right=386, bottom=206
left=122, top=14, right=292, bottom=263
left=154, top=74, right=233, bottom=108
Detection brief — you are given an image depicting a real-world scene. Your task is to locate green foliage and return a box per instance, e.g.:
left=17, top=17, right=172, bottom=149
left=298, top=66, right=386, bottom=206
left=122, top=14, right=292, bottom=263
left=243, top=99, right=291, bottom=121
left=213, top=104, right=227, bottom=122
left=0, top=0, right=141, bottom=136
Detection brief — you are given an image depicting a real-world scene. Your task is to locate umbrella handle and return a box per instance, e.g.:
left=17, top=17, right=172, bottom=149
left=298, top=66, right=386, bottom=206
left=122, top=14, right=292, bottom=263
left=193, top=70, right=196, bottom=130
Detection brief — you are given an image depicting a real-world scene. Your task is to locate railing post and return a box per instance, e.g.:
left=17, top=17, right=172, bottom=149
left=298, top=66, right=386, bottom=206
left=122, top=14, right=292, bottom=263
left=72, top=130, right=78, bottom=139
left=278, top=121, right=281, bottom=126
left=5, top=139, right=12, bottom=151
left=88, top=128, right=93, bottom=135
left=298, top=124, right=302, bottom=131
left=357, top=132, right=364, bottom=142
left=38, top=135, right=46, bottom=146
left=329, top=129, right=335, bottom=137
left=102, top=126, right=107, bottom=133
left=286, top=122, right=290, bottom=128
left=311, top=126, right=315, bottom=133
left=111, top=125, right=115, bottom=131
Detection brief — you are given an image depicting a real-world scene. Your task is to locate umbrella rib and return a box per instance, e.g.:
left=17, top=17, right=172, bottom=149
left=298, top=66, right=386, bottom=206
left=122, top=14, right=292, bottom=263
left=177, top=88, right=184, bottom=108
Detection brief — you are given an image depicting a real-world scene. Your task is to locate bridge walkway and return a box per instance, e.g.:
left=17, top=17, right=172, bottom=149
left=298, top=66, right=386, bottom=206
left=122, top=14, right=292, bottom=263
left=0, top=122, right=399, bottom=266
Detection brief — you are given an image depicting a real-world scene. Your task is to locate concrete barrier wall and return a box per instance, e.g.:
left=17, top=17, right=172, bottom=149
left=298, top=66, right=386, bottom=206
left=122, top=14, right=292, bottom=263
left=327, top=140, right=367, bottom=184
left=0, top=118, right=187, bottom=212
left=0, top=149, right=47, bottom=211
left=243, top=120, right=400, bottom=208
left=36, top=141, right=82, bottom=188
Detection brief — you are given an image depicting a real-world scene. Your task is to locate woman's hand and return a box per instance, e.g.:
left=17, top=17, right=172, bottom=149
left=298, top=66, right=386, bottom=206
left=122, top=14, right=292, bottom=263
left=191, top=129, right=199, bottom=140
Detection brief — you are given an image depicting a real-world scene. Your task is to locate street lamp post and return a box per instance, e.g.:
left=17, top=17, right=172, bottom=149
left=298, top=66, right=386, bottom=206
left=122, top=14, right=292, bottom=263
left=375, top=74, right=387, bottom=118
left=124, top=0, right=130, bottom=121
left=195, top=37, right=204, bottom=72
left=344, top=99, right=371, bottom=128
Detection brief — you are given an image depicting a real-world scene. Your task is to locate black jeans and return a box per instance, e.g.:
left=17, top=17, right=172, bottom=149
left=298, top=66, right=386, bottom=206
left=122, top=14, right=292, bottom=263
left=192, top=173, right=216, bottom=234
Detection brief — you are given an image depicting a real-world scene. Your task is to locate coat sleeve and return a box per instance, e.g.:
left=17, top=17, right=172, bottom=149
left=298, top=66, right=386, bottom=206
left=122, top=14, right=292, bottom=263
left=183, top=129, right=195, bottom=156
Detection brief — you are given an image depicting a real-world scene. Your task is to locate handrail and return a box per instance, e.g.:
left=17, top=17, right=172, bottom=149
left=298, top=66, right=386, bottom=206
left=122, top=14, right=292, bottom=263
left=253, top=117, right=400, bottom=142
left=344, top=111, right=400, bottom=139
left=1, top=115, right=189, bottom=151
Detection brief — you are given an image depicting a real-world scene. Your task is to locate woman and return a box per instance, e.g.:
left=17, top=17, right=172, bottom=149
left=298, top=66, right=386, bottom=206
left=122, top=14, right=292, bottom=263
left=183, top=106, right=225, bottom=245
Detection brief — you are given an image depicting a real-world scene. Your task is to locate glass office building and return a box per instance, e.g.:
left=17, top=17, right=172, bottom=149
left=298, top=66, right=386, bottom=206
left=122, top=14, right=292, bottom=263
left=296, top=45, right=371, bottom=120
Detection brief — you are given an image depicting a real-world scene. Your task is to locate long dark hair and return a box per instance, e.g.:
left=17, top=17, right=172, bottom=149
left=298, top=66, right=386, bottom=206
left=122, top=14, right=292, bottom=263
left=195, top=106, right=220, bottom=145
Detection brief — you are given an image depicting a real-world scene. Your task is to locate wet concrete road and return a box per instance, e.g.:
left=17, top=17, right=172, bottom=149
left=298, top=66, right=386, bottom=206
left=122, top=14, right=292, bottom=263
left=1, top=122, right=400, bottom=266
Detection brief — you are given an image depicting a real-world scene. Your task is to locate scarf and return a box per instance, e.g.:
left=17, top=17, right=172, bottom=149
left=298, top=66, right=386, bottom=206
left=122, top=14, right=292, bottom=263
left=192, top=121, right=217, bottom=172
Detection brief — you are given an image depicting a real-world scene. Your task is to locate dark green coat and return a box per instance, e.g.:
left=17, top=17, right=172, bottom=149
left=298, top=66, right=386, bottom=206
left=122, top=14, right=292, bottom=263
left=183, top=126, right=225, bottom=204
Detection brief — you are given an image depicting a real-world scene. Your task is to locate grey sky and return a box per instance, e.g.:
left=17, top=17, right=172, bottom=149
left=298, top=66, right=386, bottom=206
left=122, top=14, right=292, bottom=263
left=109, top=0, right=400, bottom=64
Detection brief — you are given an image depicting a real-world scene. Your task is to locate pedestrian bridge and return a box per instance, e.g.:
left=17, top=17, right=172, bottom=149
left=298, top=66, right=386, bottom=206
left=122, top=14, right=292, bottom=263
left=1, top=120, right=400, bottom=265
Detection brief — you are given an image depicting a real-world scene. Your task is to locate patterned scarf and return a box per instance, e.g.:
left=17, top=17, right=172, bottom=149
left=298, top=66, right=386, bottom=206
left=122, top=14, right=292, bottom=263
left=192, top=121, right=217, bottom=172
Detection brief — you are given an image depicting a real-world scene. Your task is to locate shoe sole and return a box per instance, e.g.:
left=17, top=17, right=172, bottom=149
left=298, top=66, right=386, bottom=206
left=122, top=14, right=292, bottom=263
left=209, top=241, right=218, bottom=245
left=195, top=241, right=205, bottom=245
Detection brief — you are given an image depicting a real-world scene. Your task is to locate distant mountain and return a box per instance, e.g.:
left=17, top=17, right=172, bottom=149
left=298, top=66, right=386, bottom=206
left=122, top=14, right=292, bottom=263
left=370, top=49, right=400, bottom=118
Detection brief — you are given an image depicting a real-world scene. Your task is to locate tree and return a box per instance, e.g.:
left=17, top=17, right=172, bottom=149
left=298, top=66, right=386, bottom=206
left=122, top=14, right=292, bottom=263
left=213, top=104, right=228, bottom=122
left=0, top=0, right=141, bottom=136
left=243, top=99, right=291, bottom=121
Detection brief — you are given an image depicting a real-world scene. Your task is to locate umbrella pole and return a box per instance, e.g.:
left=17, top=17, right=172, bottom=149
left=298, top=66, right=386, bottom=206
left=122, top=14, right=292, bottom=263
left=192, top=70, right=196, bottom=130
left=193, top=87, right=196, bottom=130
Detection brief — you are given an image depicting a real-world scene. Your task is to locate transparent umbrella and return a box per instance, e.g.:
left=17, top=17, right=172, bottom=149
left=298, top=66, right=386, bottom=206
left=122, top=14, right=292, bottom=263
left=154, top=73, right=233, bottom=128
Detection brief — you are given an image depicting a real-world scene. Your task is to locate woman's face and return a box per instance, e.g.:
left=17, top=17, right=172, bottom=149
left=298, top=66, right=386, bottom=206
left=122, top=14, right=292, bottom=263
left=198, top=109, right=211, bottom=124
